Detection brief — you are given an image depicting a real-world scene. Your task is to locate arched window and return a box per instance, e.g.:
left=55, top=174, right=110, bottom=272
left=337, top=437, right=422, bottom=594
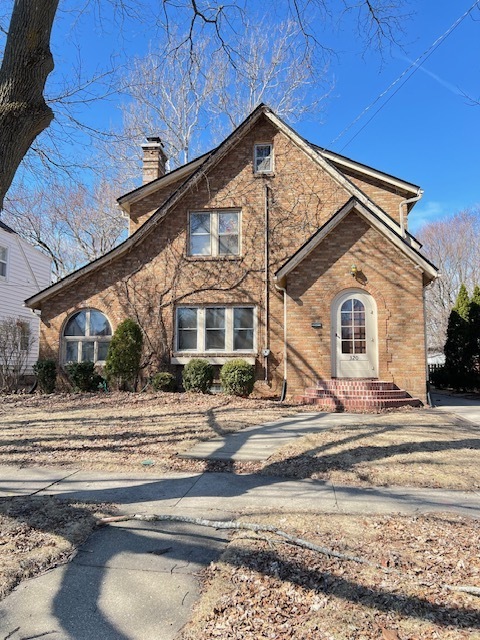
left=340, top=298, right=366, bottom=355
left=63, top=309, right=112, bottom=363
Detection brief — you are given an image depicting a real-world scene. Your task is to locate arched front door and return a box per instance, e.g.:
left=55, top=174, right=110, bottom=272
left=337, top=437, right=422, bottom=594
left=332, top=290, right=378, bottom=378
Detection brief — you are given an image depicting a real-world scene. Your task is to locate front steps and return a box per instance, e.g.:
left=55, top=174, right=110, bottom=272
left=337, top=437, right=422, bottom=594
left=294, top=379, right=422, bottom=412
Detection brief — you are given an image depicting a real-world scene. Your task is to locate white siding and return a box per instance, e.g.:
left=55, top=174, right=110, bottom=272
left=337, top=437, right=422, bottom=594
left=0, top=227, right=51, bottom=373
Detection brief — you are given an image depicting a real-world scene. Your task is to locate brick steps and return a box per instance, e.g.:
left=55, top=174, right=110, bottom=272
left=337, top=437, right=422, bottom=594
left=294, top=379, right=422, bottom=412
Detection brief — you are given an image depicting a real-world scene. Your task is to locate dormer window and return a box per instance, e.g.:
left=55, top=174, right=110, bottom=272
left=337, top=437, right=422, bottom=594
left=0, top=246, right=7, bottom=278
left=254, top=143, right=273, bottom=173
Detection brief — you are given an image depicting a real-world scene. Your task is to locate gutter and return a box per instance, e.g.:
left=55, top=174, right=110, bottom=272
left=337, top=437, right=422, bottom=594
left=399, top=188, right=424, bottom=238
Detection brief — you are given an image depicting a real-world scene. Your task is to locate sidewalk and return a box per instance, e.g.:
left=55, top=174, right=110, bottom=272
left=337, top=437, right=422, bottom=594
left=0, top=464, right=479, bottom=639
left=1, top=393, right=480, bottom=640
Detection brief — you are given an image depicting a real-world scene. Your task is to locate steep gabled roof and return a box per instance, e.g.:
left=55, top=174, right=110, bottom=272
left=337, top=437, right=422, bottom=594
left=275, top=197, right=437, bottom=283
left=117, top=151, right=212, bottom=214
left=26, top=104, right=426, bottom=309
left=313, top=146, right=420, bottom=197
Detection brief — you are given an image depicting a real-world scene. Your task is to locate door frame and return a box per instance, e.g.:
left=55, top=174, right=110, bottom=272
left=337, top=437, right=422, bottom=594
left=330, top=288, right=378, bottom=378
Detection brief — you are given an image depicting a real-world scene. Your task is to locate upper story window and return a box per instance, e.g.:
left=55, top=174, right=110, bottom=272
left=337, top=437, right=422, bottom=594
left=189, top=211, right=239, bottom=256
left=0, top=246, right=7, bottom=278
left=254, top=143, right=273, bottom=173
left=63, top=309, right=112, bottom=363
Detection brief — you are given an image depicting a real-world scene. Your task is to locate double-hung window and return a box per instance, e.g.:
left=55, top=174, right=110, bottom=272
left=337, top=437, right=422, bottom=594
left=0, top=246, right=7, bottom=278
left=18, top=321, right=31, bottom=352
left=176, top=306, right=255, bottom=352
left=189, top=211, right=239, bottom=256
left=254, top=143, right=273, bottom=173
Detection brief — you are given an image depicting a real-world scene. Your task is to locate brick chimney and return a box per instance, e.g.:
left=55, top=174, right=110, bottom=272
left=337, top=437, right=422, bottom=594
left=141, top=137, right=168, bottom=184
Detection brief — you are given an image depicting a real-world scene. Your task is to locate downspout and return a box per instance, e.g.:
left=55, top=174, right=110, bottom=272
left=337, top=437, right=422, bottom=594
left=274, top=280, right=288, bottom=401
left=264, top=185, right=270, bottom=382
left=399, top=188, right=424, bottom=238
left=423, top=283, right=433, bottom=407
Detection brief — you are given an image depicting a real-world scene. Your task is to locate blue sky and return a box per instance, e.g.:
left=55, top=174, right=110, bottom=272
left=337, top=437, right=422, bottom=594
left=294, top=1, right=480, bottom=233
left=7, top=1, right=480, bottom=235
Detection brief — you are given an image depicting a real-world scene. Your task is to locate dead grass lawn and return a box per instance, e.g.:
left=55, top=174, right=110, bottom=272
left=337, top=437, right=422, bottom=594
left=183, top=512, right=480, bottom=640
left=0, top=391, right=305, bottom=472
left=0, top=496, right=115, bottom=600
left=262, top=410, right=480, bottom=490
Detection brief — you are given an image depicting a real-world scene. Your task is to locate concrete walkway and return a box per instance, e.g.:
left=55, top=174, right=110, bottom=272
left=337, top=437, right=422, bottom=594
left=1, top=396, right=480, bottom=639
left=0, top=464, right=479, bottom=640
left=180, top=411, right=363, bottom=460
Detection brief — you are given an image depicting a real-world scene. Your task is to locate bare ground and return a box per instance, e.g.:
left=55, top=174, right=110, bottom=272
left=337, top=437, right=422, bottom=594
left=0, top=496, right=116, bottom=600
left=0, top=391, right=308, bottom=473
left=261, top=410, right=480, bottom=490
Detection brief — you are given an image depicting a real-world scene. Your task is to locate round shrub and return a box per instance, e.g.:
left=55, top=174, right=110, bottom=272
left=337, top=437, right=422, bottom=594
left=182, top=358, right=214, bottom=393
left=105, top=319, right=143, bottom=390
left=151, top=371, right=176, bottom=392
left=65, top=361, right=103, bottom=392
left=33, top=359, right=57, bottom=394
left=220, top=359, right=255, bottom=397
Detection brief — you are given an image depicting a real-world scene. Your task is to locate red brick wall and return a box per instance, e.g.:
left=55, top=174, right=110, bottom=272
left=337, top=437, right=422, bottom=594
left=286, top=212, right=427, bottom=402
left=37, top=115, right=427, bottom=401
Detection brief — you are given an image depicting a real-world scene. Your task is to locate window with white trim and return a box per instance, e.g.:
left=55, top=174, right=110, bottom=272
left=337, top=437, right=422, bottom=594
left=189, top=211, right=239, bottom=256
left=176, top=306, right=255, bottom=352
left=63, top=309, right=112, bottom=363
left=0, top=246, right=7, bottom=278
left=254, top=143, right=273, bottom=173
left=18, top=321, right=31, bottom=352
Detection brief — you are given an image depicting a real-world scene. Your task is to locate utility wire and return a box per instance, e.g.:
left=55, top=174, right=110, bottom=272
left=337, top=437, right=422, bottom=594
left=329, top=0, right=480, bottom=152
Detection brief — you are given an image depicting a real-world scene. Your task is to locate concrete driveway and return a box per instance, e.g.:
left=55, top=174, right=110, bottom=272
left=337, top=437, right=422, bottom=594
left=431, top=390, right=480, bottom=425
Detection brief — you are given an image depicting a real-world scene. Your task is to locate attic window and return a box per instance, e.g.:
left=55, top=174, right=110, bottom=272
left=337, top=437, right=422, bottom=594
left=254, top=144, right=273, bottom=173
left=0, top=246, right=7, bottom=278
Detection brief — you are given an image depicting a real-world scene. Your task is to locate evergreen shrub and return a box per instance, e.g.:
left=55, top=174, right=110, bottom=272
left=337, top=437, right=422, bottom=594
left=151, top=371, right=176, bottom=392
left=220, top=359, right=255, bottom=397
left=33, top=359, right=57, bottom=394
left=182, top=359, right=214, bottom=393
left=105, top=319, right=143, bottom=390
left=65, top=362, right=103, bottom=392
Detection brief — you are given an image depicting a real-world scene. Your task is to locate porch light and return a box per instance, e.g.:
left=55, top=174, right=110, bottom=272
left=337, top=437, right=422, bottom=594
left=350, top=264, right=358, bottom=278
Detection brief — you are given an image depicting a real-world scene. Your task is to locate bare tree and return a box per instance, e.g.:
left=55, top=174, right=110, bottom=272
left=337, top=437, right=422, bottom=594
left=418, top=208, right=480, bottom=353
left=3, top=178, right=127, bottom=279
left=111, top=18, right=330, bottom=181
left=0, top=0, right=409, bottom=210
left=0, top=0, right=58, bottom=211
left=213, top=18, right=329, bottom=131
left=115, top=32, right=219, bottom=175
left=0, top=317, right=35, bottom=392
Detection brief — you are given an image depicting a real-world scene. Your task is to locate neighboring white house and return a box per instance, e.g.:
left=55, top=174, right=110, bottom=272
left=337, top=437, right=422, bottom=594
left=0, top=220, right=51, bottom=373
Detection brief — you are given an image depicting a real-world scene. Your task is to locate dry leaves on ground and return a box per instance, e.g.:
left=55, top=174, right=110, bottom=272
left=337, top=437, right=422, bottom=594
left=182, top=512, right=480, bottom=640
left=0, top=496, right=116, bottom=600
left=262, top=411, right=480, bottom=489
left=0, top=392, right=307, bottom=472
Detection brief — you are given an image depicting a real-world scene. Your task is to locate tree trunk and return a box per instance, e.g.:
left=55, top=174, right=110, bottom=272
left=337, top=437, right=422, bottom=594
left=0, top=0, right=59, bottom=210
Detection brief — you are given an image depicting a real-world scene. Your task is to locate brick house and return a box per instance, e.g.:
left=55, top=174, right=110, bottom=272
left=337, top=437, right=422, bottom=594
left=26, top=105, right=437, bottom=408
